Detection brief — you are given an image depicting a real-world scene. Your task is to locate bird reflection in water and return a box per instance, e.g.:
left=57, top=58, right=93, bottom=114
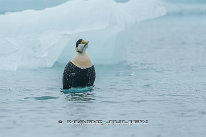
left=61, top=86, right=95, bottom=102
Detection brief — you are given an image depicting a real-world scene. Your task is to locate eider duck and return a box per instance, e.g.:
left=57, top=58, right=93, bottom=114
left=63, top=39, right=95, bottom=89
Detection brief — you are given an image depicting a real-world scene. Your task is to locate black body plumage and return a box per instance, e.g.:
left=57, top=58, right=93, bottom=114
left=63, top=62, right=95, bottom=89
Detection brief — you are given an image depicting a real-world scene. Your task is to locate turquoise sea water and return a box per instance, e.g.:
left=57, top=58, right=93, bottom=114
left=1, top=15, right=206, bottom=137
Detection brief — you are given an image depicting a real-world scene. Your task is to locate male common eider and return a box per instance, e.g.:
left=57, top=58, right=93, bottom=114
left=63, top=39, right=95, bottom=89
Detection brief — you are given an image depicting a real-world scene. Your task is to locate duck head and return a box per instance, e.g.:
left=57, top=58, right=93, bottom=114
left=75, top=39, right=89, bottom=53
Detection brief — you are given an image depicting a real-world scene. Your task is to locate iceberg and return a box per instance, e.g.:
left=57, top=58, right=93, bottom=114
left=0, top=0, right=166, bottom=70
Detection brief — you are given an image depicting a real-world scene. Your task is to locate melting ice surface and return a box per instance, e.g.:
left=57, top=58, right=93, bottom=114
left=0, top=0, right=166, bottom=70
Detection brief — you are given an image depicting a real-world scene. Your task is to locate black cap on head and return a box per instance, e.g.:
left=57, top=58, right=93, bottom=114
left=76, top=39, right=83, bottom=47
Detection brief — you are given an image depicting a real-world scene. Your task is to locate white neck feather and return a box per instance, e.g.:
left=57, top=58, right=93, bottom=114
left=71, top=52, right=93, bottom=69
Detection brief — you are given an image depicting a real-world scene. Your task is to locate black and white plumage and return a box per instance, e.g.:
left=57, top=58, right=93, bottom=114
left=63, top=62, right=95, bottom=89
left=63, top=39, right=95, bottom=89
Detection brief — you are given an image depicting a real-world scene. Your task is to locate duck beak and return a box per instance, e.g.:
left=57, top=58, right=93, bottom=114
left=81, top=40, right=89, bottom=47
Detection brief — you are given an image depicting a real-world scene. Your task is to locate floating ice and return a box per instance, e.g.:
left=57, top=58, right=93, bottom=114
left=0, top=0, right=166, bottom=70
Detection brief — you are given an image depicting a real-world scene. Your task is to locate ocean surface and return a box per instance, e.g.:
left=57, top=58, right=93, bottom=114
left=1, top=14, right=206, bottom=137
left=1, top=0, right=206, bottom=137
